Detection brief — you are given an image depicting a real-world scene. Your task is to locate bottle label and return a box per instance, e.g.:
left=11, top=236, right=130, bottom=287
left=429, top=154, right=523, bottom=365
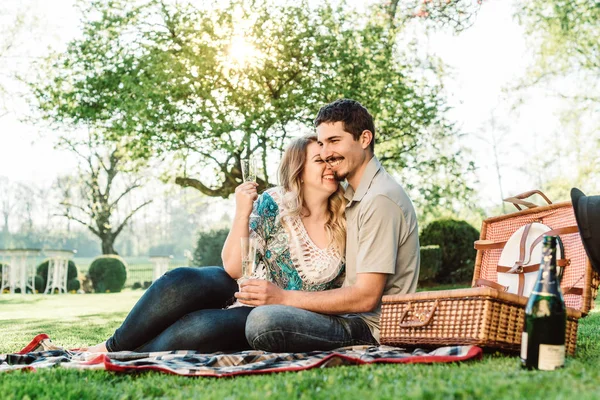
left=538, top=344, right=565, bottom=370
left=520, top=332, right=528, bottom=360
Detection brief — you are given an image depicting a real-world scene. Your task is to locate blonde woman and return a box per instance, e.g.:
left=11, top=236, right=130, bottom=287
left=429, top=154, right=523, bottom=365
left=87, top=135, right=353, bottom=353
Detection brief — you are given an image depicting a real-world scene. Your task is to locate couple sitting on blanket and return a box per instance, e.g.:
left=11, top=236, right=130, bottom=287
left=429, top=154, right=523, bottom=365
left=88, top=99, right=420, bottom=354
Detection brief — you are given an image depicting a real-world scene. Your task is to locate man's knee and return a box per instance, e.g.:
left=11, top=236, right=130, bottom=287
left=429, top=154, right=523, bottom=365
left=245, top=305, right=290, bottom=352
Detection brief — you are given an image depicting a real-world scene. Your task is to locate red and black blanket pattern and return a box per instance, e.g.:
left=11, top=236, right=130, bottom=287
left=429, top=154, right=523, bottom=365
left=0, top=334, right=482, bottom=377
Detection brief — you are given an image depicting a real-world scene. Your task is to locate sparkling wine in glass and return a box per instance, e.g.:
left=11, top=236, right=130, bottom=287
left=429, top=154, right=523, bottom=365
left=240, top=237, right=258, bottom=279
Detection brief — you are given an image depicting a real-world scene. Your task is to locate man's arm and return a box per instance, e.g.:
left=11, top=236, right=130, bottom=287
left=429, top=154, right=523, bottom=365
left=238, top=195, right=402, bottom=313
left=238, top=273, right=387, bottom=314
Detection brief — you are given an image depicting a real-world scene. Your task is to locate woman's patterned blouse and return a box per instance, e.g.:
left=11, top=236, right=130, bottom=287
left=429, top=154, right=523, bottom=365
left=249, top=187, right=345, bottom=291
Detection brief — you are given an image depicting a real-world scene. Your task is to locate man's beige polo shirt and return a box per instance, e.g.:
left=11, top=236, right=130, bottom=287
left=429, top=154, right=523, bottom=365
left=343, top=156, right=420, bottom=342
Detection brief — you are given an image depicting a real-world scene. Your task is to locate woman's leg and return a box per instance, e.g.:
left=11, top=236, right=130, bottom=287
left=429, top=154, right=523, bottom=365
left=136, top=306, right=253, bottom=352
left=105, top=267, right=239, bottom=352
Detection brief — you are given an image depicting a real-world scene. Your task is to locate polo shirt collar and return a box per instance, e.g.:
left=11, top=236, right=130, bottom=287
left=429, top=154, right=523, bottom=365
left=344, top=156, right=382, bottom=204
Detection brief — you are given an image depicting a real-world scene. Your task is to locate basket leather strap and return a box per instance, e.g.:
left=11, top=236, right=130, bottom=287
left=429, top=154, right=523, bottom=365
left=503, top=190, right=553, bottom=211
left=475, top=225, right=579, bottom=252
left=497, top=259, right=570, bottom=274
left=474, top=240, right=506, bottom=250
left=474, top=278, right=508, bottom=292
left=398, top=301, right=438, bottom=328
left=564, top=286, right=583, bottom=296
left=528, top=225, right=579, bottom=257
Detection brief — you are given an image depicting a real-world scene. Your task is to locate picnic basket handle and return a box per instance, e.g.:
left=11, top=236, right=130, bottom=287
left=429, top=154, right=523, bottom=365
left=398, top=300, right=438, bottom=328
left=503, top=190, right=553, bottom=211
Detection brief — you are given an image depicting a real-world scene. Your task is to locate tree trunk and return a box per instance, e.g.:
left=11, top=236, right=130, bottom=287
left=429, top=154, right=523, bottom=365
left=101, top=235, right=118, bottom=255
left=2, top=213, right=8, bottom=235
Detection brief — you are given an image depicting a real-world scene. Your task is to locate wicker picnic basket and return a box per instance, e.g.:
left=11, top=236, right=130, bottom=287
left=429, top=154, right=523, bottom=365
left=380, top=190, right=600, bottom=355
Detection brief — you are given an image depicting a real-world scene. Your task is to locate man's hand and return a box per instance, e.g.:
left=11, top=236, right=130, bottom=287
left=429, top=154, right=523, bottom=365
left=235, top=279, right=287, bottom=306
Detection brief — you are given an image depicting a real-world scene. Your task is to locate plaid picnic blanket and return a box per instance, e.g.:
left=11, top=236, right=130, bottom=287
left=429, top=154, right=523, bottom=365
left=0, top=334, right=482, bottom=377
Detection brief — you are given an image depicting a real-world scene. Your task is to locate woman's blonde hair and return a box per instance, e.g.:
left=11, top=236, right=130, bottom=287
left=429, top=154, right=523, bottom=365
left=278, top=135, right=346, bottom=253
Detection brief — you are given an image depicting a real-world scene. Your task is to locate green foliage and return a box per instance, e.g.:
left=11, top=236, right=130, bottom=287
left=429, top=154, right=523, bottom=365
left=420, top=219, right=480, bottom=283
left=193, top=228, right=229, bottom=267
left=514, top=1, right=600, bottom=197
left=517, top=0, right=599, bottom=84
left=36, top=260, right=79, bottom=292
left=32, top=0, right=475, bottom=216
left=34, top=275, right=44, bottom=293
left=418, top=245, right=442, bottom=283
left=67, top=278, right=81, bottom=292
left=88, top=256, right=128, bottom=293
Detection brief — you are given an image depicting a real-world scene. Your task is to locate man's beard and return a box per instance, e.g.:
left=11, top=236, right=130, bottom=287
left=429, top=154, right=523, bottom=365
left=333, top=170, right=348, bottom=182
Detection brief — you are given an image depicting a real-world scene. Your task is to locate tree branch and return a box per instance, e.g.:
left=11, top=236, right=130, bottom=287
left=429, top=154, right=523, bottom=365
left=61, top=213, right=100, bottom=236
left=174, top=176, right=232, bottom=198
left=108, top=183, right=142, bottom=209
left=60, top=201, right=94, bottom=218
left=113, top=199, right=153, bottom=238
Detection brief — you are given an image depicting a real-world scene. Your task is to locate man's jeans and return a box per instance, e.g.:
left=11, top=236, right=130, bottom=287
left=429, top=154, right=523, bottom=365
left=245, top=305, right=378, bottom=352
left=106, top=267, right=377, bottom=353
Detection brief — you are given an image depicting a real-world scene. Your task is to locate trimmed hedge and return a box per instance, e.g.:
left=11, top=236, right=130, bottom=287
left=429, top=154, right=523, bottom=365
left=193, top=228, right=229, bottom=267
left=36, top=260, right=79, bottom=292
left=418, top=245, right=442, bottom=282
left=420, top=219, right=480, bottom=283
left=88, top=255, right=128, bottom=293
left=34, top=275, right=44, bottom=293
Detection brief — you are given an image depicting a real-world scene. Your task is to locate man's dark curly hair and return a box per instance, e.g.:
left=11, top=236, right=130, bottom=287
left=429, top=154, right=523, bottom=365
left=314, top=99, right=375, bottom=152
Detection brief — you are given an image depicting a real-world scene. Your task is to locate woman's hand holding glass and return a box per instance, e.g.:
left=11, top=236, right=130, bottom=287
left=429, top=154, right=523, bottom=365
left=234, top=181, right=258, bottom=219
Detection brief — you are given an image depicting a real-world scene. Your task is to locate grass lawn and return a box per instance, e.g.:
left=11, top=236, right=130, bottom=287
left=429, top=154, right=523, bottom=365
left=1, top=292, right=600, bottom=400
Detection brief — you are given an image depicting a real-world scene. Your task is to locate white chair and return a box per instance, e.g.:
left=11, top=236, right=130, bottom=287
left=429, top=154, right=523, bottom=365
left=0, top=250, right=9, bottom=293
left=0, top=249, right=40, bottom=294
left=150, top=255, right=173, bottom=282
left=44, top=250, right=76, bottom=294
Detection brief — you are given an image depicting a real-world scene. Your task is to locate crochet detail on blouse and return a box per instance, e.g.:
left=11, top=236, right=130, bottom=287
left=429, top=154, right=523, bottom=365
left=270, top=187, right=344, bottom=286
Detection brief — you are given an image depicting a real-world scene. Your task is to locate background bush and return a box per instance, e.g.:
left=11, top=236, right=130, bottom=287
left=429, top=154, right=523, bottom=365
left=36, top=260, right=79, bottom=293
left=193, top=228, right=229, bottom=266
left=418, top=245, right=443, bottom=283
left=420, top=219, right=480, bottom=283
left=34, top=275, right=44, bottom=293
left=88, top=256, right=128, bottom=293
left=67, top=278, right=81, bottom=292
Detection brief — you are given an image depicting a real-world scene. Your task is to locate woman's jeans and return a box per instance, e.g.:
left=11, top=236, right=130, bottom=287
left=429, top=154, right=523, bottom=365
left=106, top=267, right=377, bottom=353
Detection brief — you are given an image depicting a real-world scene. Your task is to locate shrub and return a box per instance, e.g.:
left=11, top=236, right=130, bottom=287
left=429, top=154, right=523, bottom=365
left=88, top=255, right=128, bottom=293
left=193, top=228, right=229, bottom=266
left=34, top=275, right=44, bottom=293
left=67, top=278, right=81, bottom=292
left=418, top=245, right=442, bottom=283
left=420, top=219, right=480, bottom=283
left=36, top=260, right=79, bottom=293
left=132, top=281, right=142, bottom=290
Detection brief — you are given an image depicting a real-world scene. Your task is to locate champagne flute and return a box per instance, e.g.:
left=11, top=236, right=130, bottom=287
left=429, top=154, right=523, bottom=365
left=240, top=237, right=258, bottom=279
left=241, top=156, right=258, bottom=183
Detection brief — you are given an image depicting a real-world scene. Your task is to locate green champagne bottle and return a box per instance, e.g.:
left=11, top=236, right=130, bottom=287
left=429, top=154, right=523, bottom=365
left=520, top=235, right=566, bottom=370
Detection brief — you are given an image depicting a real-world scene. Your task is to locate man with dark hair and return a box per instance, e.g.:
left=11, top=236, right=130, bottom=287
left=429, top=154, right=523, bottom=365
left=238, top=98, right=420, bottom=351
left=314, top=99, right=376, bottom=153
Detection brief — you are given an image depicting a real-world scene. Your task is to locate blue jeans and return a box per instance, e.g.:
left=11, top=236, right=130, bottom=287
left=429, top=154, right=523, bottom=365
left=106, top=266, right=251, bottom=352
left=245, top=305, right=377, bottom=352
left=106, top=267, right=376, bottom=353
